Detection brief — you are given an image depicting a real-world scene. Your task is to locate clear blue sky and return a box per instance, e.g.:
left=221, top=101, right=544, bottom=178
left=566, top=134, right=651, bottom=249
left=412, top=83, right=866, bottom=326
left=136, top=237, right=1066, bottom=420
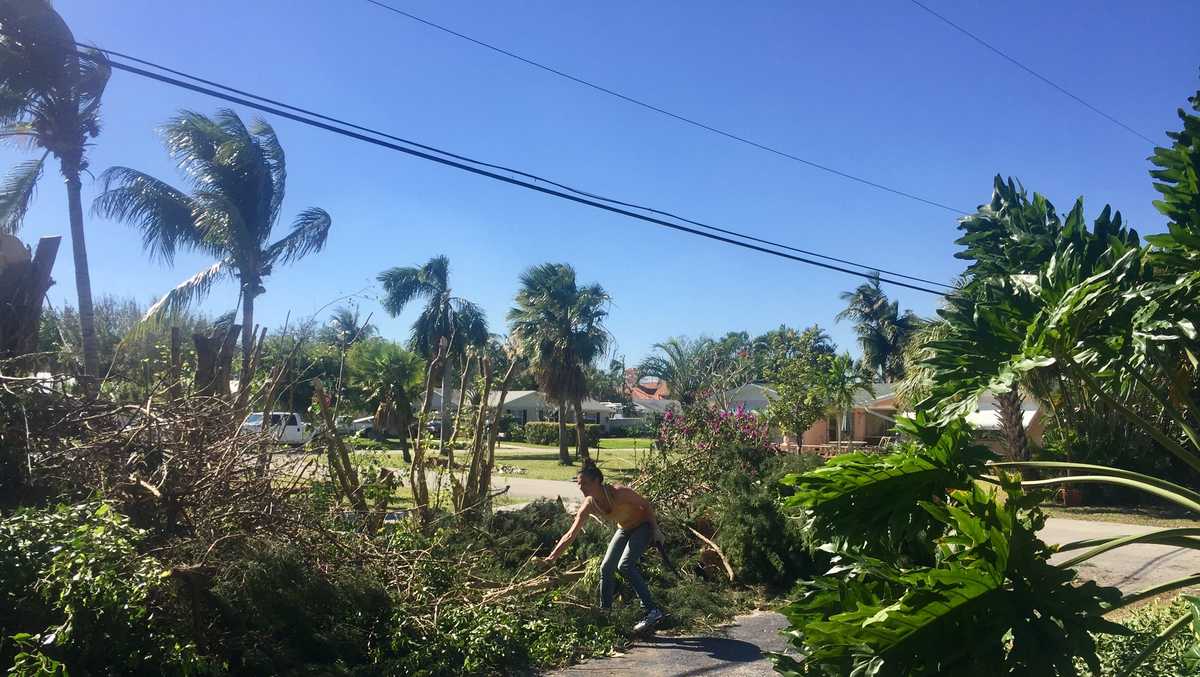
left=9, top=0, right=1200, bottom=364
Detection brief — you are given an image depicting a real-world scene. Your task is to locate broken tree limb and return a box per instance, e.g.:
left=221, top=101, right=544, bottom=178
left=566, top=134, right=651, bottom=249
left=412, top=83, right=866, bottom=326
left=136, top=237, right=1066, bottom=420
left=688, top=526, right=735, bottom=582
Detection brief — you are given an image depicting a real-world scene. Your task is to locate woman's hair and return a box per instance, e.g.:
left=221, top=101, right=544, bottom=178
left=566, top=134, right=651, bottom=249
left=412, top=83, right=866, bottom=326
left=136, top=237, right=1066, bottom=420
left=579, top=458, right=604, bottom=484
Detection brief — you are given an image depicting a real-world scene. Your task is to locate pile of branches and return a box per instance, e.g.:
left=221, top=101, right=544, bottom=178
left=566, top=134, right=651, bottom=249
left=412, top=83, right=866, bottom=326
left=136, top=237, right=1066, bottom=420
left=0, top=363, right=298, bottom=547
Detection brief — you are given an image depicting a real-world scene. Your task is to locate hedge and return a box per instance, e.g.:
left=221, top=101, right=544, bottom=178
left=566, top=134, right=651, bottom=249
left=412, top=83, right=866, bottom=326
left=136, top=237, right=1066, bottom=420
left=524, top=422, right=601, bottom=447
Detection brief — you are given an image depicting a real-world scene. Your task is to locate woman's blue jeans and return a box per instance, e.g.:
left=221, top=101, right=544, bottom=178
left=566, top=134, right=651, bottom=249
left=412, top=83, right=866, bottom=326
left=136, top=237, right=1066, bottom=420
left=599, top=521, right=656, bottom=610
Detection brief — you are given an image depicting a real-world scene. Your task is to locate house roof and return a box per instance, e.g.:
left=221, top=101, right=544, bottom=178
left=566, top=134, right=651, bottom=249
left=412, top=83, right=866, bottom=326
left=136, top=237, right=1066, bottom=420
left=625, top=368, right=671, bottom=400
left=633, top=399, right=681, bottom=414
left=854, top=382, right=897, bottom=408
left=487, top=390, right=612, bottom=413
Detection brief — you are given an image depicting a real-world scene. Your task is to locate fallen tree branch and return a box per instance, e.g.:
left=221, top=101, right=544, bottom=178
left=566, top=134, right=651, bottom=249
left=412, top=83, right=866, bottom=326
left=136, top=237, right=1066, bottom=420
left=688, top=526, right=735, bottom=581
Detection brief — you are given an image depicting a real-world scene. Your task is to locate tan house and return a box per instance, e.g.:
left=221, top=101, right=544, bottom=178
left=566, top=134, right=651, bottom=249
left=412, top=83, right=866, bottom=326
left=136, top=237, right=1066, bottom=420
left=800, top=383, right=898, bottom=447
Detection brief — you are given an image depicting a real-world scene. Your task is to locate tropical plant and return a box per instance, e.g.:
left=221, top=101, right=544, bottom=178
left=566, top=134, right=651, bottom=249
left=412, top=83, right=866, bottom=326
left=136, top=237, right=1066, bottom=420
left=347, top=339, right=423, bottom=462
left=378, top=255, right=488, bottom=453
left=507, top=262, right=610, bottom=463
left=0, top=1, right=111, bottom=388
left=93, top=109, right=332, bottom=378
left=821, top=353, right=874, bottom=449
left=763, top=326, right=837, bottom=441
left=775, top=93, right=1200, bottom=672
left=320, top=305, right=376, bottom=351
left=836, top=274, right=921, bottom=381
left=638, top=333, right=748, bottom=405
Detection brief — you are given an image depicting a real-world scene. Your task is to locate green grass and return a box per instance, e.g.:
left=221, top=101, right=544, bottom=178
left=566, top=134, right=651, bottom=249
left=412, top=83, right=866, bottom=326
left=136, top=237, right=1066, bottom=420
left=597, top=437, right=653, bottom=450
left=492, top=446, right=642, bottom=482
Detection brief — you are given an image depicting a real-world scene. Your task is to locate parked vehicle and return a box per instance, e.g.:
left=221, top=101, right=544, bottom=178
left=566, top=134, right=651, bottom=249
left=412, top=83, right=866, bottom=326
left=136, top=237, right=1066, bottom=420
left=239, top=411, right=312, bottom=446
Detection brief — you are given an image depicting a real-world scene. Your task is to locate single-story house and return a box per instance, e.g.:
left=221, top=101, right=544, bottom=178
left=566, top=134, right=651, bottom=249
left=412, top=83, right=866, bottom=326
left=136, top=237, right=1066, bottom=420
left=800, top=383, right=898, bottom=446
left=485, top=390, right=615, bottom=430
left=714, top=383, right=776, bottom=413
left=631, top=398, right=681, bottom=416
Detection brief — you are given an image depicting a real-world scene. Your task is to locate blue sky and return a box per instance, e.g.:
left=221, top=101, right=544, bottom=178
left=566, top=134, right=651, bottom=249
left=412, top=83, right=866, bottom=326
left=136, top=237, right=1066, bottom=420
left=8, top=0, right=1200, bottom=363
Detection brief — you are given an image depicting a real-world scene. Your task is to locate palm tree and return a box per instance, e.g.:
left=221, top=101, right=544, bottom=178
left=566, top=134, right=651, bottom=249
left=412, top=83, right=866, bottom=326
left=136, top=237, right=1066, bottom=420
left=1, top=0, right=111, bottom=389
left=837, top=274, right=921, bottom=381
left=93, top=109, right=332, bottom=379
left=377, top=255, right=488, bottom=454
left=823, top=353, right=874, bottom=449
left=508, top=263, right=610, bottom=464
left=322, top=305, right=376, bottom=407
left=638, top=336, right=719, bottom=406
left=347, top=338, right=423, bottom=462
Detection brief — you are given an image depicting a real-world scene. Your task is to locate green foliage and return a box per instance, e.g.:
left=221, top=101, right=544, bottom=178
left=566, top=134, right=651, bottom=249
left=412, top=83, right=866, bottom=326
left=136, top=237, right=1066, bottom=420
left=524, top=421, right=600, bottom=447
left=206, top=541, right=392, bottom=674
left=1085, top=597, right=1200, bottom=676
left=762, top=326, right=837, bottom=437
left=0, top=502, right=202, bottom=675
left=702, top=454, right=824, bottom=589
left=773, top=466, right=1125, bottom=676
left=781, top=414, right=993, bottom=563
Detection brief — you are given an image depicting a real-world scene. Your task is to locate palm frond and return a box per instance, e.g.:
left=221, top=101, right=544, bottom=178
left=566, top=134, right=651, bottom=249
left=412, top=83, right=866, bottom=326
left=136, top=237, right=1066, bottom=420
left=263, top=207, right=330, bottom=266
left=143, top=260, right=232, bottom=324
left=251, top=117, right=286, bottom=226
left=0, top=152, right=45, bottom=234
left=93, top=166, right=203, bottom=264
left=378, top=258, right=445, bottom=317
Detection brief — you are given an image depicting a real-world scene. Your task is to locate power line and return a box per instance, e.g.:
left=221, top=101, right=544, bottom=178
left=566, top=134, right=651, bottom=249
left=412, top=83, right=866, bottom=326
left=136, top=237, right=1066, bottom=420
left=91, top=49, right=947, bottom=296
left=85, top=44, right=954, bottom=291
left=359, top=0, right=969, bottom=215
left=907, top=0, right=1156, bottom=145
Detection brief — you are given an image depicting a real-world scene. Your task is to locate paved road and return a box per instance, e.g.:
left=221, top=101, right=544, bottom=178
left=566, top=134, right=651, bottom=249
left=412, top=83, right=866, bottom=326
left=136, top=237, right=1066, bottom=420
left=550, top=611, right=790, bottom=677
left=1042, top=518, right=1200, bottom=591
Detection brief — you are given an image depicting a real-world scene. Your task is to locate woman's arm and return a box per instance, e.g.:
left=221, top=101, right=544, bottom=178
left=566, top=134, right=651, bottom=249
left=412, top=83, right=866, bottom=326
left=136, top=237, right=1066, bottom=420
left=545, top=497, right=593, bottom=561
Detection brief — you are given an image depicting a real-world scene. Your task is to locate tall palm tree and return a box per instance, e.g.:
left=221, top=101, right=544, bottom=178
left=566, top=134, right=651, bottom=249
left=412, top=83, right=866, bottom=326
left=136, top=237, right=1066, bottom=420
left=638, top=336, right=720, bottom=406
left=837, top=274, right=920, bottom=381
left=378, top=255, right=488, bottom=454
left=508, top=262, right=610, bottom=464
left=823, top=353, right=874, bottom=448
left=1, top=0, right=111, bottom=388
left=93, top=109, right=332, bottom=379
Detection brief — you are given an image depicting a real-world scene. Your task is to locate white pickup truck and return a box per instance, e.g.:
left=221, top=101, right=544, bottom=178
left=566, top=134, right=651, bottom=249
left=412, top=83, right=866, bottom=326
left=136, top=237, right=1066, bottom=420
left=239, top=411, right=313, bottom=445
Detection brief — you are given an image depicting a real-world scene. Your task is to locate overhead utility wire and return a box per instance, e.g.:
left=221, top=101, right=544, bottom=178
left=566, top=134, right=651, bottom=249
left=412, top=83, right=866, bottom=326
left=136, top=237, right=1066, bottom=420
left=360, top=0, right=969, bottom=215
left=907, top=0, right=1156, bottom=145
left=86, top=44, right=954, bottom=291
left=92, top=52, right=945, bottom=295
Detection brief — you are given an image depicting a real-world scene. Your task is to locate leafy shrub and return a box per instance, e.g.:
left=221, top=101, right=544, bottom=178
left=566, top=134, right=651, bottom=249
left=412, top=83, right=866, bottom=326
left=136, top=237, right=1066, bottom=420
left=0, top=502, right=202, bottom=675
left=704, top=454, right=825, bottom=589
left=1083, top=597, right=1200, bottom=676
left=524, top=422, right=601, bottom=446
left=206, top=540, right=394, bottom=674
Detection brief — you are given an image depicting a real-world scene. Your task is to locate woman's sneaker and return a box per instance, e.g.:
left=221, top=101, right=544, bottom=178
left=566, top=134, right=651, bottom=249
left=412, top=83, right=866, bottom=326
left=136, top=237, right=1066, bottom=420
left=633, top=608, right=665, bottom=633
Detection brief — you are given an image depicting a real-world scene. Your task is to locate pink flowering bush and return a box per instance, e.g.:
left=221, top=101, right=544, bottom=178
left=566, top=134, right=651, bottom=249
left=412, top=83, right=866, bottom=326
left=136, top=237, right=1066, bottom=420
left=657, top=405, right=771, bottom=454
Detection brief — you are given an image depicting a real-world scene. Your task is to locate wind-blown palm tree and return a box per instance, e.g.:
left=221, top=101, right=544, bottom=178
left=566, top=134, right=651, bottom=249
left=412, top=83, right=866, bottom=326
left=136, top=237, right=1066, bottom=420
left=822, top=353, right=874, bottom=449
left=837, top=274, right=921, bottom=381
left=638, top=336, right=719, bottom=406
left=378, top=255, right=488, bottom=453
left=508, top=262, right=610, bottom=464
left=1, top=0, right=111, bottom=388
left=93, top=109, right=332, bottom=378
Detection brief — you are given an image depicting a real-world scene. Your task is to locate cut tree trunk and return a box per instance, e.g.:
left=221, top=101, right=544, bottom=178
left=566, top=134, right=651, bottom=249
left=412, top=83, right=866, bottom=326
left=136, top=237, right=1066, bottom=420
left=0, top=234, right=60, bottom=367
left=573, top=398, right=590, bottom=461
left=63, top=162, right=99, bottom=394
left=193, top=324, right=240, bottom=398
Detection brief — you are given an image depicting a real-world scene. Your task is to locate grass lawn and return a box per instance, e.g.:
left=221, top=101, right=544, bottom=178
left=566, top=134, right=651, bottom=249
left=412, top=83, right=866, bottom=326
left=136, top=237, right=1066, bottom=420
left=492, top=445, right=642, bottom=482
left=598, top=437, right=653, bottom=450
